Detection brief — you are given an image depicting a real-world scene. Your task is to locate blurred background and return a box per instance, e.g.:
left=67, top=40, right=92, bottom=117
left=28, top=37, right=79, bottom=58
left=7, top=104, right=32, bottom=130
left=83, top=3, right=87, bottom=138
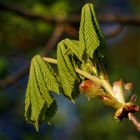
left=0, top=0, right=140, bottom=140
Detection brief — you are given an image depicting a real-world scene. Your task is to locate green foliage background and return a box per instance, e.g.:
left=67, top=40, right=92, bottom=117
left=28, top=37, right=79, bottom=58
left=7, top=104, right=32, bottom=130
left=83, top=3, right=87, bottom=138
left=0, top=0, right=140, bottom=140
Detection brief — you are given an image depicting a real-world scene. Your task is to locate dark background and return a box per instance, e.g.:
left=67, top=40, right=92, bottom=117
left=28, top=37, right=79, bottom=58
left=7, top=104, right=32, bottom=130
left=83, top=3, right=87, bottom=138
left=0, top=0, right=140, bottom=140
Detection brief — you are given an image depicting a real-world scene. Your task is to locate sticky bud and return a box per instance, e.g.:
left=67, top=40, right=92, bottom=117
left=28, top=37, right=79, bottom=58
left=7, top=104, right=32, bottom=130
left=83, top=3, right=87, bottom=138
left=130, top=94, right=137, bottom=102
left=113, top=80, right=134, bottom=103
left=79, top=80, right=101, bottom=99
left=114, top=102, right=139, bottom=120
left=124, top=82, right=134, bottom=100
left=124, top=83, right=133, bottom=91
left=113, top=80, right=125, bottom=103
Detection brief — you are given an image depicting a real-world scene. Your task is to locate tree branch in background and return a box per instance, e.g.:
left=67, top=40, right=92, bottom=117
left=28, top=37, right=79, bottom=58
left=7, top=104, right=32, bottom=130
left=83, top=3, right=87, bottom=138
left=42, top=24, right=65, bottom=56
left=0, top=2, right=79, bottom=24
left=0, top=24, right=64, bottom=89
left=105, top=24, right=123, bottom=39
left=64, top=24, right=78, bottom=37
left=0, top=63, right=30, bottom=89
left=1, top=2, right=140, bottom=26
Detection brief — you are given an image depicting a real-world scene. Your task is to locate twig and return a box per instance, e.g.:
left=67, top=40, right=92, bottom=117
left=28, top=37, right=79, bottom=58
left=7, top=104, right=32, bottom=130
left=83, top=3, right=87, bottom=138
left=63, top=24, right=78, bottom=37
left=1, top=2, right=140, bottom=26
left=0, top=63, right=30, bottom=89
left=42, top=24, right=65, bottom=56
left=0, top=24, right=64, bottom=89
left=105, top=24, right=123, bottom=39
left=128, top=113, right=140, bottom=132
left=0, top=2, right=80, bottom=24
left=99, top=14, right=140, bottom=26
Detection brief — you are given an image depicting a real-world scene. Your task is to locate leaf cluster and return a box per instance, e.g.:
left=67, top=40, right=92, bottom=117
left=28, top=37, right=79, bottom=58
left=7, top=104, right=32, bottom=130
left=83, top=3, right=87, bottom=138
left=25, top=3, right=106, bottom=130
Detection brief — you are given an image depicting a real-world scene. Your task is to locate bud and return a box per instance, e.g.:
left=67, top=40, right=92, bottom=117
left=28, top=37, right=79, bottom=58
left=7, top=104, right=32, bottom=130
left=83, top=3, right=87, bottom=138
left=80, top=80, right=123, bottom=109
left=113, top=81, right=125, bottom=103
left=114, top=102, right=139, bottom=120
left=113, top=81, right=134, bottom=103
left=114, top=107, right=124, bottom=120
left=99, top=95, right=123, bottom=110
left=124, top=82, right=134, bottom=100
left=130, top=94, right=137, bottom=102
left=79, top=80, right=102, bottom=99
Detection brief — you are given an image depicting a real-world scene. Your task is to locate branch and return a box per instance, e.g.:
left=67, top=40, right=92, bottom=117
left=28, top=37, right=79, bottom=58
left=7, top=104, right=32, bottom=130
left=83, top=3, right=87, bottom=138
left=0, top=2, right=80, bottom=24
left=105, top=24, right=123, bottom=39
left=128, top=113, right=140, bottom=132
left=1, top=2, right=140, bottom=26
left=0, top=24, right=64, bottom=89
left=42, top=24, right=65, bottom=56
left=0, top=63, right=30, bottom=89
left=99, top=14, right=140, bottom=26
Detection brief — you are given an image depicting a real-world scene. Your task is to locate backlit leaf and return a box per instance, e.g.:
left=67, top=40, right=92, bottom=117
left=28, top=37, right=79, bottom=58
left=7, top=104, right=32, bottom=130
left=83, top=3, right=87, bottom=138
left=25, top=55, right=59, bottom=131
left=63, top=39, right=85, bottom=62
left=57, top=41, right=80, bottom=100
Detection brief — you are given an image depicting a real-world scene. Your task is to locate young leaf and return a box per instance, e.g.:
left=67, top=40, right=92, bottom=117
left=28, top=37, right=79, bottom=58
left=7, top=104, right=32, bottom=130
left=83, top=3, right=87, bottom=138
left=34, top=55, right=60, bottom=94
left=79, top=3, right=100, bottom=58
left=90, top=4, right=106, bottom=48
left=63, top=39, right=85, bottom=62
left=57, top=41, right=80, bottom=100
left=39, top=100, right=57, bottom=123
left=25, top=55, right=59, bottom=131
left=25, top=60, right=47, bottom=131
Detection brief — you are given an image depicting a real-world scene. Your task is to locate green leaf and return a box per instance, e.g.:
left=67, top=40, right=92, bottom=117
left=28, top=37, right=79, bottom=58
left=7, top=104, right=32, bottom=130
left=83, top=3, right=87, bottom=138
left=79, top=3, right=106, bottom=58
left=57, top=41, right=80, bottom=100
left=33, top=56, right=55, bottom=105
left=25, top=55, right=59, bottom=131
left=90, top=4, right=106, bottom=48
left=34, top=55, right=60, bottom=94
left=39, top=100, right=57, bottom=122
left=63, top=39, right=85, bottom=62
left=25, top=60, right=46, bottom=131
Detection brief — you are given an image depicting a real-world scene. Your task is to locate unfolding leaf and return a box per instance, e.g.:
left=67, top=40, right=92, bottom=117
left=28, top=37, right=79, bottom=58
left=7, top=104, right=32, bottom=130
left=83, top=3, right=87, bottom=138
left=25, top=55, right=59, bottom=131
left=90, top=4, right=106, bottom=48
left=34, top=55, right=60, bottom=94
left=79, top=3, right=106, bottom=58
left=57, top=41, right=80, bottom=100
left=63, top=39, right=85, bottom=61
left=79, top=3, right=100, bottom=58
left=25, top=60, right=46, bottom=131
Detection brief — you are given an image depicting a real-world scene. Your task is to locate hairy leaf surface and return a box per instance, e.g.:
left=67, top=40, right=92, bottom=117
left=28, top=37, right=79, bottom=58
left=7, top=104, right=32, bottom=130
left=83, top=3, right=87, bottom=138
left=79, top=4, right=100, bottom=58
left=34, top=55, right=60, bottom=94
left=57, top=41, right=80, bottom=100
left=79, top=3, right=106, bottom=58
left=63, top=39, right=85, bottom=61
left=90, top=4, right=106, bottom=48
left=25, top=55, right=59, bottom=131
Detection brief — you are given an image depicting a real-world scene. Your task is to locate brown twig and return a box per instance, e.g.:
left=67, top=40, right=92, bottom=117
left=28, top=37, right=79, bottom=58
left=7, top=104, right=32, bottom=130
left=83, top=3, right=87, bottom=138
left=98, top=14, right=140, bottom=26
left=42, top=24, right=65, bottom=56
left=1, top=2, right=140, bottom=26
left=0, top=2, right=80, bottom=24
left=128, top=113, right=140, bottom=132
left=105, top=24, right=123, bottom=39
left=0, top=63, right=30, bottom=89
left=64, top=24, right=78, bottom=37
left=0, top=24, right=65, bottom=89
